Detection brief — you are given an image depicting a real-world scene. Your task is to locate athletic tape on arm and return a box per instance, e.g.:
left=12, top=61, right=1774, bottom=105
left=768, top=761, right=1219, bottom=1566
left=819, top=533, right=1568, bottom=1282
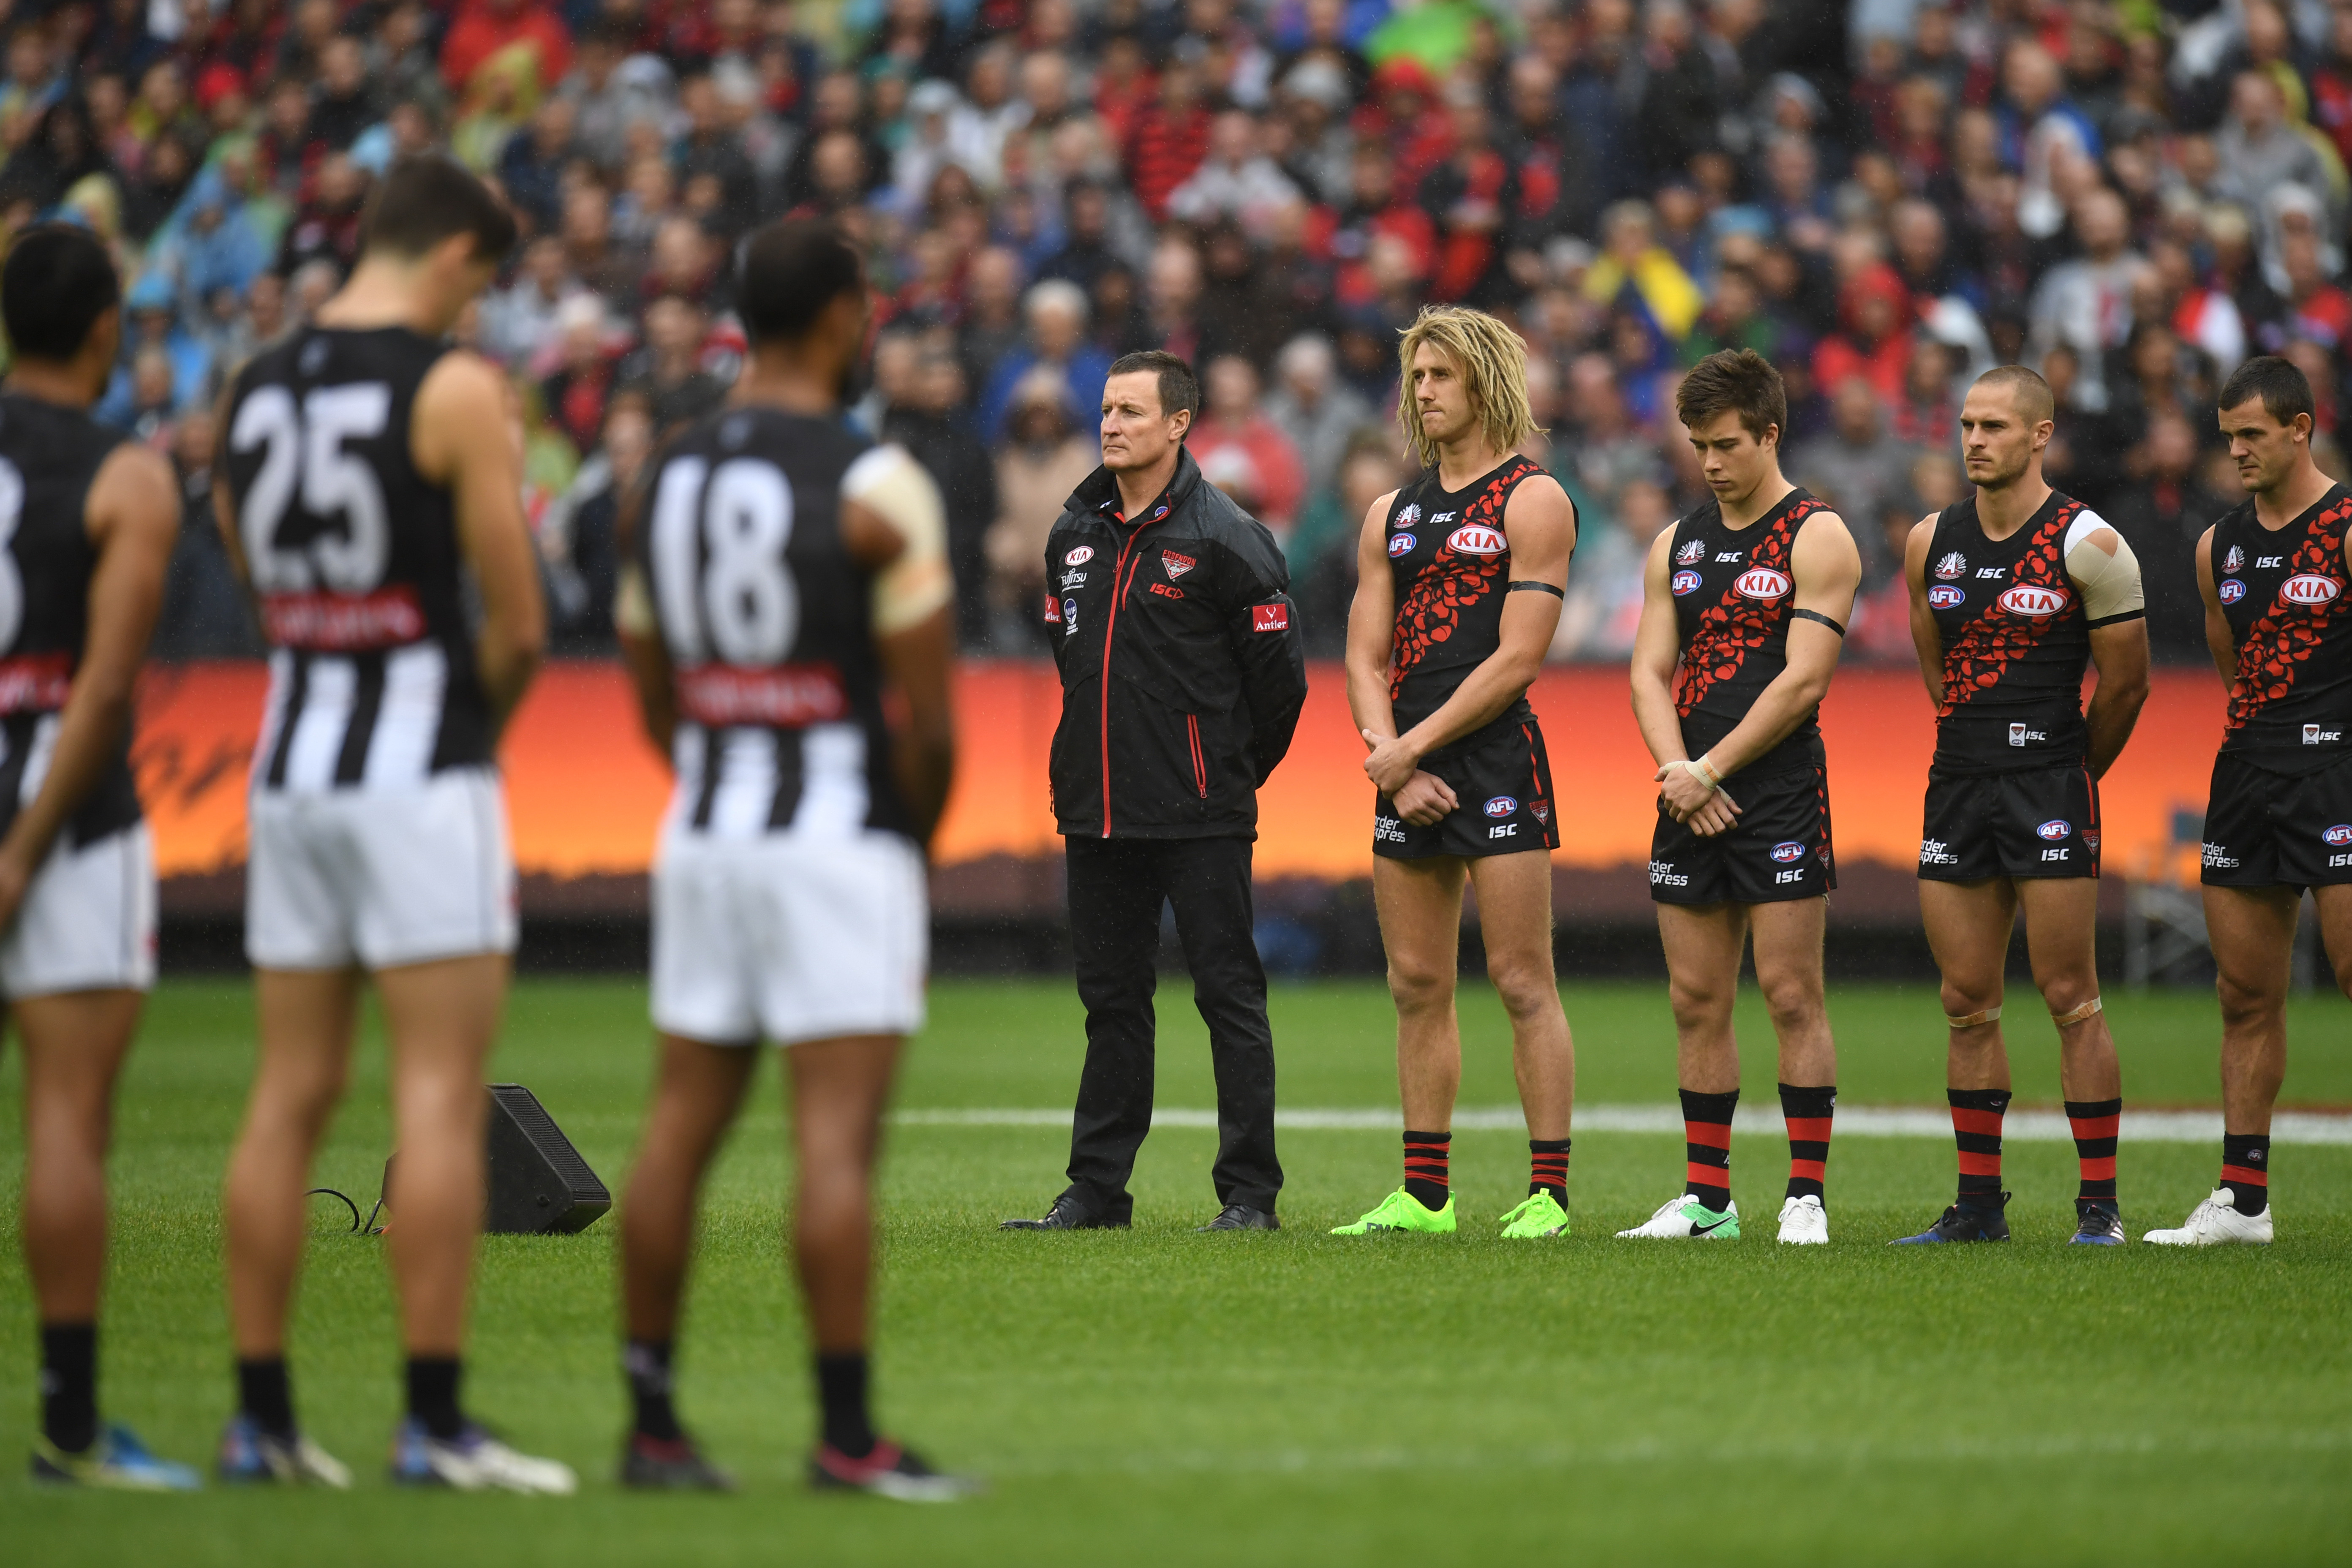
left=844, top=445, right=953, bottom=635
left=2064, top=510, right=2145, bottom=627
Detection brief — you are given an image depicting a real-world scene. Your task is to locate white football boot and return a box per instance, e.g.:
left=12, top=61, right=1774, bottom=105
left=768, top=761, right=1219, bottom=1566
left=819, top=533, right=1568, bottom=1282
left=1775, top=1194, right=1829, bottom=1244
left=2143, top=1187, right=2273, bottom=1246
left=1615, top=1194, right=1739, bottom=1239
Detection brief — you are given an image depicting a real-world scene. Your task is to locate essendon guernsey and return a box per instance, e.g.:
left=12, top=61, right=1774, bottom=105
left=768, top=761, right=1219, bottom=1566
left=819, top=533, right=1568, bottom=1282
left=1668, top=485, right=1826, bottom=776
left=1385, top=454, right=1544, bottom=732
left=2211, top=484, right=2352, bottom=773
left=1924, top=490, right=2097, bottom=773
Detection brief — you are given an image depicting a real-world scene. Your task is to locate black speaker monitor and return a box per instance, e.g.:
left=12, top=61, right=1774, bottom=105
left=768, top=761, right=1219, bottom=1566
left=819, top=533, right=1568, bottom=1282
left=486, top=1083, right=610, bottom=1234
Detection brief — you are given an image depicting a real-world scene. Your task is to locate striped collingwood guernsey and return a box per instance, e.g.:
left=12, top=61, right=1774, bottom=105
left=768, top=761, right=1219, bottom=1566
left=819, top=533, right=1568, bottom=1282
left=222, top=327, right=494, bottom=794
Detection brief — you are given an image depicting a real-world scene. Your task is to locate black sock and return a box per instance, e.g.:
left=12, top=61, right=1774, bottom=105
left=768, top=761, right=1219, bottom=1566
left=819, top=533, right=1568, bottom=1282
left=1779, top=1083, right=1835, bottom=1202
left=1527, top=1137, right=1570, bottom=1200
left=237, top=1357, right=296, bottom=1440
left=624, top=1340, right=680, bottom=1441
left=406, top=1356, right=464, bottom=1441
left=1402, top=1130, right=1451, bottom=1211
left=1949, top=1087, right=2012, bottom=1204
left=815, top=1351, right=875, bottom=1459
left=38, top=1322, right=97, bottom=1454
left=2222, top=1132, right=2270, bottom=1217
left=1679, top=1088, right=1738, bottom=1212
left=2065, top=1098, right=2121, bottom=1209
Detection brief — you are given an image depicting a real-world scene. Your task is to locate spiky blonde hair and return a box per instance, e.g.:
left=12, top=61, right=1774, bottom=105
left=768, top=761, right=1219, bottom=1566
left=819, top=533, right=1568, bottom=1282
left=1394, top=305, right=1541, bottom=471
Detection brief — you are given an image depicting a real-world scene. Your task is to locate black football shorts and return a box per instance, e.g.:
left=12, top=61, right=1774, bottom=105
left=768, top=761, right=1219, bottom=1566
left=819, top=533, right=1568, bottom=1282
left=1649, top=758, right=1836, bottom=906
left=2200, top=752, right=2352, bottom=890
left=1917, top=763, right=2100, bottom=882
left=1373, top=715, right=1560, bottom=860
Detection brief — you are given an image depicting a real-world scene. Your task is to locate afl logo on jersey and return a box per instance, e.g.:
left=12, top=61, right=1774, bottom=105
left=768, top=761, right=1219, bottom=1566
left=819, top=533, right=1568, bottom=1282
left=2218, top=578, right=2247, bottom=604
left=1064, top=546, right=1094, bottom=566
left=2037, top=819, right=2071, bottom=841
left=1927, top=585, right=1966, bottom=609
left=2224, top=545, right=2246, bottom=573
left=1769, top=841, right=1807, bottom=863
left=1734, top=567, right=1791, bottom=601
left=1388, top=532, right=1417, bottom=558
left=1671, top=569, right=1703, bottom=596
left=1675, top=539, right=1706, bottom=565
left=2323, top=824, right=2352, bottom=847
left=1934, top=552, right=1968, bottom=580
left=1998, top=584, right=2071, bottom=618
left=1484, top=795, right=1518, bottom=819
left=2280, top=573, right=2342, bottom=606
left=1447, top=524, right=1507, bottom=556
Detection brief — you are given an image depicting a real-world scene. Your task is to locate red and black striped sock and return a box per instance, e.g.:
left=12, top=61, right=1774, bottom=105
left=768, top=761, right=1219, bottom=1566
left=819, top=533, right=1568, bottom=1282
left=2065, top=1097, right=2121, bottom=1209
left=1402, top=1130, right=1451, bottom=1211
left=1949, top=1087, right=2012, bottom=1204
left=1779, top=1083, right=1835, bottom=1201
left=1528, top=1138, right=1570, bottom=1200
left=1679, top=1088, right=1738, bottom=1211
left=2221, top=1132, right=2270, bottom=1217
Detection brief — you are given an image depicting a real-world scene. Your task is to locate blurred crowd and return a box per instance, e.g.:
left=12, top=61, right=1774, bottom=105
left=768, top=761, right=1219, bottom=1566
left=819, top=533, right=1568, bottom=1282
left=9, top=0, right=2348, bottom=665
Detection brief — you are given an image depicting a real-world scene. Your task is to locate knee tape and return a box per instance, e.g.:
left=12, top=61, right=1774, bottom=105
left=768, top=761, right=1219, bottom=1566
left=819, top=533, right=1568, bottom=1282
left=1944, top=1004, right=2002, bottom=1029
left=2051, top=996, right=2104, bottom=1028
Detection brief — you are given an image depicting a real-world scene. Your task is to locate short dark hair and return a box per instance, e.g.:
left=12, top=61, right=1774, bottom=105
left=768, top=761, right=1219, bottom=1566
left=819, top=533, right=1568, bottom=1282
left=2219, top=354, right=2314, bottom=427
left=1106, top=349, right=1200, bottom=424
left=2, top=224, right=120, bottom=362
left=736, top=218, right=864, bottom=345
left=1675, top=348, right=1786, bottom=441
left=360, top=154, right=518, bottom=266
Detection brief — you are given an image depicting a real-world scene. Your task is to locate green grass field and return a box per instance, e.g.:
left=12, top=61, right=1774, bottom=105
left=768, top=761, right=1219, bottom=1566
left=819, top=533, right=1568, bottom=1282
left=4, top=976, right=2349, bottom=1565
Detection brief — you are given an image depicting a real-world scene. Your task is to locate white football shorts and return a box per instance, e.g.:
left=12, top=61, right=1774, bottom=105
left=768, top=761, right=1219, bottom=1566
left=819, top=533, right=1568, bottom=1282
left=0, top=823, right=156, bottom=999
left=245, top=766, right=517, bottom=971
left=651, top=826, right=928, bottom=1047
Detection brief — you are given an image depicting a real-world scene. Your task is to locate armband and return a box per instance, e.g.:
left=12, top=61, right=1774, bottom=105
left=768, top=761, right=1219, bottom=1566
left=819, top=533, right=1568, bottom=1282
left=1791, top=607, right=1846, bottom=636
left=1507, top=579, right=1566, bottom=598
left=1944, top=1005, right=2002, bottom=1029
left=2052, top=996, right=2104, bottom=1028
left=844, top=445, right=952, bottom=635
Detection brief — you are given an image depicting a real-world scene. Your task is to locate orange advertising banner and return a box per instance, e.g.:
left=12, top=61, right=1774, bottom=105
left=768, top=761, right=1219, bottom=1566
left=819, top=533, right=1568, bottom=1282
left=133, top=660, right=2229, bottom=885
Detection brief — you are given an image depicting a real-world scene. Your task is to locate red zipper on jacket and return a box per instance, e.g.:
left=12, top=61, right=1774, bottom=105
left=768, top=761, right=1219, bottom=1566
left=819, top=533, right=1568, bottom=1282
left=1186, top=713, right=1206, bottom=797
left=1097, top=525, right=1151, bottom=836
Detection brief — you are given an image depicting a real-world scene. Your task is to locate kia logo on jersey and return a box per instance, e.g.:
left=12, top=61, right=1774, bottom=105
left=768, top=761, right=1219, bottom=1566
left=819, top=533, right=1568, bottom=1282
left=1927, top=585, right=1965, bottom=609
left=2224, top=545, right=2245, bottom=572
left=1935, top=552, right=1968, bottom=580
left=1734, top=567, right=1791, bottom=601
left=1675, top=539, right=1706, bottom=565
left=1484, top=795, right=1518, bottom=818
left=1388, top=532, right=1416, bottom=558
left=2037, top=819, right=2070, bottom=841
left=2218, top=578, right=2246, bottom=604
left=1162, top=550, right=1196, bottom=579
left=2280, top=573, right=2342, bottom=606
left=1064, top=546, right=1094, bottom=566
left=1671, top=569, right=1703, bottom=596
left=1998, top=584, right=2070, bottom=618
left=2324, top=824, right=2352, bottom=847
left=1769, top=841, right=1807, bottom=863
left=1447, top=523, right=1507, bottom=555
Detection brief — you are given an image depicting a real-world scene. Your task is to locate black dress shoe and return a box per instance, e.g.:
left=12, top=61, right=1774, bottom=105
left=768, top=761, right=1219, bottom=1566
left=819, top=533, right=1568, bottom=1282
left=1195, top=1204, right=1279, bottom=1231
left=999, top=1193, right=1126, bottom=1230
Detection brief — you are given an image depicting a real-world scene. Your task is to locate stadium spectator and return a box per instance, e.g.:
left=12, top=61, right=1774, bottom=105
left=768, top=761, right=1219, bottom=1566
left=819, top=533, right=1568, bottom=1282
left=986, top=368, right=1095, bottom=648
left=1792, top=377, right=1919, bottom=583
left=1189, top=351, right=1307, bottom=534
left=979, top=278, right=1112, bottom=444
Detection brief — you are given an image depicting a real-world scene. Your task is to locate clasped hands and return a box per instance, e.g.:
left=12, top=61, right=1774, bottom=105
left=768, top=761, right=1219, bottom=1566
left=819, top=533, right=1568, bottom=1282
left=1656, top=755, right=1742, bottom=836
left=1361, top=729, right=1456, bottom=826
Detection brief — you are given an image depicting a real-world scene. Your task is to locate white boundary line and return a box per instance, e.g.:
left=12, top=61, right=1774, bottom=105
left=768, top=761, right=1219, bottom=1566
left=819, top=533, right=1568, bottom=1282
left=891, top=1104, right=2352, bottom=1145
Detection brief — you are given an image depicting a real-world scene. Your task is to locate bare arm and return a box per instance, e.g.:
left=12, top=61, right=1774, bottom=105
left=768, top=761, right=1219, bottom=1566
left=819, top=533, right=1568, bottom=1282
left=844, top=496, right=956, bottom=846
left=414, top=351, right=546, bottom=733
left=0, top=444, right=178, bottom=923
left=1904, top=515, right=1944, bottom=707
left=1627, top=522, right=1685, bottom=768
left=2084, top=617, right=2151, bottom=778
left=1361, top=475, right=1576, bottom=794
left=1342, top=488, right=1400, bottom=743
left=2194, top=524, right=2235, bottom=686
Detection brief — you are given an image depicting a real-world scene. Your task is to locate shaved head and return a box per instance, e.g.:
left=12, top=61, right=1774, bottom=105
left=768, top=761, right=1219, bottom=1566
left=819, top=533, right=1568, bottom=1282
left=1973, top=364, right=2054, bottom=426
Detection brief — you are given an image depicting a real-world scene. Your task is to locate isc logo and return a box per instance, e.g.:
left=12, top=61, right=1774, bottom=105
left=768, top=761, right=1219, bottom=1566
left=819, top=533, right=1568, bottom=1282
left=1388, top=532, right=1417, bottom=557
left=1734, top=567, right=1791, bottom=601
left=1447, top=524, right=1507, bottom=555
left=1998, top=584, right=2070, bottom=618
left=2037, top=819, right=2070, bottom=841
left=2281, top=574, right=2343, bottom=606
left=1928, top=585, right=1965, bottom=609
left=2324, top=824, right=2352, bottom=847
left=1769, top=841, right=1806, bottom=863
left=1671, top=569, right=1702, bottom=596
left=1484, top=795, right=1518, bottom=818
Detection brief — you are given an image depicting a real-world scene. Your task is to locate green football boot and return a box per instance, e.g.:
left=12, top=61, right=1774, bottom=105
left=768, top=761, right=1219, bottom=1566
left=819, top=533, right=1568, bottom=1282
left=1331, top=1187, right=1456, bottom=1234
left=1497, top=1190, right=1571, bottom=1238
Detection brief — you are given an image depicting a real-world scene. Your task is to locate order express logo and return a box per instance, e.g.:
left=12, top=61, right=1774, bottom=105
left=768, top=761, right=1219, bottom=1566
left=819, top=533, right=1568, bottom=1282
left=1484, top=795, right=1518, bottom=818
left=1671, top=569, right=1703, bottom=596
left=1769, top=840, right=1807, bottom=863
left=1388, top=532, right=1416, bottom=557
left=1927, top=584, right=1965, bottom=609
left=1734, top=567, right=1791, bottom=602
left=2037, top=819, right=2070, bottom=841
left=2218, top=578, right=2246, bottom=605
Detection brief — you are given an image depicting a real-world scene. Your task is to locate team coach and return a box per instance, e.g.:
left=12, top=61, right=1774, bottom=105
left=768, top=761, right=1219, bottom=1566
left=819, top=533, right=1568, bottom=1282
left=1002, top=350, right=1308, bottom=1233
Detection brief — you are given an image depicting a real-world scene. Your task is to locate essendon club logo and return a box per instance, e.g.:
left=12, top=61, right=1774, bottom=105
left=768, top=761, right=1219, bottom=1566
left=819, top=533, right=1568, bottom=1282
left=1997, top=583, right=2070, bottom=618
left=1446, top=523, right=1506, bottom=556
left=1734, top=567, right=1791, bottom=601
left=2280, top=573, right=2342, bottom=607
left=261, top=587, right=426, bottom=651
left=1162, top=550, right=1197, bottom=579
left=1251, top=602, right=1289, bottom=633
left=677, top=663, right=848, bottom=728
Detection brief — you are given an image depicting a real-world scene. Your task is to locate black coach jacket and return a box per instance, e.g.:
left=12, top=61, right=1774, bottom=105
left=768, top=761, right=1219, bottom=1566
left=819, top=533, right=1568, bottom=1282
left=1044, top=448, right=1308, bottom=839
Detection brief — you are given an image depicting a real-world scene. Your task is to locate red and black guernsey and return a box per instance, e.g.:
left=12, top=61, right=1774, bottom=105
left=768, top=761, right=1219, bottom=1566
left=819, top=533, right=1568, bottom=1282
left=1925, top=490, right=2092, bottom=774
left=1668, top=485, right=1827, bottom=777
left=0, top=392, right=140, bottom=846
left=2212, top=483, right=2352, bottom=776
left=1384, top=454, right=1547, bottom=735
